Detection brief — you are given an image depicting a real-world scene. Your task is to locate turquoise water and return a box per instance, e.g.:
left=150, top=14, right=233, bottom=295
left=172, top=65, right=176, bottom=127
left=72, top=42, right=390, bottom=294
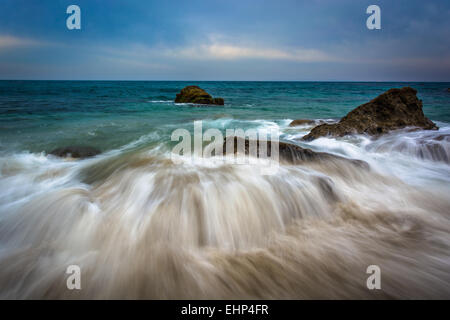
left=1, top=81, right=449, bottom=153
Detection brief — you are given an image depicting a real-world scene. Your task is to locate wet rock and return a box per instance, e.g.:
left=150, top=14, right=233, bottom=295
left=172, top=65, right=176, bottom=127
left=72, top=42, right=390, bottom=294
left=367, top=133, right=450, bottom=164
left=213, top=98, right=225, bottom=105
left=175, top=86, right=224, bottom=105
left=315, top=176, right=340, bottom=202
left=302, top=87, right=438, bottom=141
left=222, top=136, right=369, bottom=169
left=289, top=119, right=315, bottom=127
left=433, top=134, right=450, bottom=142
left=49, top=146, right=101, bottom=159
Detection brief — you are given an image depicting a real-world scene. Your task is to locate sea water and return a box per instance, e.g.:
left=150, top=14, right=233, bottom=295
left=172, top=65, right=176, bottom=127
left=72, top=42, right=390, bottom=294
left=0, top=80, right=449, bottom=298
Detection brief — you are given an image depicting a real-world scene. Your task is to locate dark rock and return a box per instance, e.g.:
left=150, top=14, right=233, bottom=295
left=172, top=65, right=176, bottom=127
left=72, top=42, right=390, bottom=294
left=302, top=87, right=438, bottom=141
left=222, top=136, right=368, bottom=169
left=213, top=97, right=225, bottom=105
left=289, top=119, right=315, bottom=127
left=433, top=134, right=450, bottom=141
left=49, top=146, right=101, bottom=159
left=175, top=86, right=225, bottom=105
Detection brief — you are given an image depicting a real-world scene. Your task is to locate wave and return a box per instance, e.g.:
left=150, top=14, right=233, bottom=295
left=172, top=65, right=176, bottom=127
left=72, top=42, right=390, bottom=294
left=0, top=117, right=449, bottom=298
left=0, top=127, right=449, bottom=298
left=147, top=99, right=174, bottom=103
left=365, top=127, right=450, bottom=164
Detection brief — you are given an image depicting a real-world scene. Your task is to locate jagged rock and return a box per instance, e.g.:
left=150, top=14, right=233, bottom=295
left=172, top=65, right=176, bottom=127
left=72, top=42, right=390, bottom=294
left=49, top=146, right=101, bottom=159
left=302, top=87, right=438, bottom=141
left=175, top=86, right=224, bottom=105
left=289, top=119, right=315, bottom=127
left=222, top=136, right=368, bottom=169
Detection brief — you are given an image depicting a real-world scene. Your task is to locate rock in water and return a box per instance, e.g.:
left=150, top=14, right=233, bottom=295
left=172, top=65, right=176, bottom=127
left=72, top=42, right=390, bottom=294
left=213, top=97, right=225, bottom=105
left=175, top=86, right=225, bottom=105
left=49, top=146, right=101, bottom=159
left=289, top=119, right=315, bottom=127
left=302, top=87, right=438, bottom=141
left=222, top=136, right=368, bottom=168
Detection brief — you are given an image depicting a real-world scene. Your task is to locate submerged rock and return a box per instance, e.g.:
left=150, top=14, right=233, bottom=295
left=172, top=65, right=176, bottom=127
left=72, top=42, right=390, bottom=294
left=289, top=119, right=315, bottom=127
left=222, top=136, right=368, bottom=168
left=302, top=87, right=438, bottom=141
left=49, top=146, right=101, bottom=159
left=175, top=86, right=224, bottom=105
left=367, top=132, right=450, bottom=164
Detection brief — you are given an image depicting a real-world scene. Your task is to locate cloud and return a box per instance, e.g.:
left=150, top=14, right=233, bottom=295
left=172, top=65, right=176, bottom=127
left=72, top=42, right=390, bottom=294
left=101, top=56, right=172, bottom=71
left=92, top=38, right=338, bottom=69
left=164, top=43, right=335, bottom=62
left=0, top=35, right=41, bottom=50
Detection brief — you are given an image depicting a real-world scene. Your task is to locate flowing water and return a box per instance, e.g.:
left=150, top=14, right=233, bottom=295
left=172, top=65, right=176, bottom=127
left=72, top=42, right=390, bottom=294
left=0, top=81, right=449, bottom=299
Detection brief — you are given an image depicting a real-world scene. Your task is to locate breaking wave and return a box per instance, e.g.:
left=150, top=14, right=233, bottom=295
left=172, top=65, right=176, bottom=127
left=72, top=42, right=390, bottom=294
left=0, top=122, right=449, bottom=299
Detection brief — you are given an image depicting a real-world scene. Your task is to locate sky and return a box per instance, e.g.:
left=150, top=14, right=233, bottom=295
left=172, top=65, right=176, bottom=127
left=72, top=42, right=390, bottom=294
left=0, top=0, right=449, bottom=81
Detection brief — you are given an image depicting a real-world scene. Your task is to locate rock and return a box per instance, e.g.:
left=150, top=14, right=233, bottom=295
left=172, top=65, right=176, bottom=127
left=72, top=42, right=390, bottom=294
left=175, top=86, right=224, bottom=105
left=289, top=119, right=315, bottom=127
left=433, top=134, right=450, bottom=141
left=49, top=146, right=101, bottom=159
left=213, top=97, right=225, bottom=105
left=222, top=136, right=368, bottom=169
left=302, top=87, right=438, bottom=141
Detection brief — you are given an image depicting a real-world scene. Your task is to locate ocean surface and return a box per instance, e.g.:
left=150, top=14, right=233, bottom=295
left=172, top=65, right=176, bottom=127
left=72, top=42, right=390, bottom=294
left=0, top=80, right=449, bottom=299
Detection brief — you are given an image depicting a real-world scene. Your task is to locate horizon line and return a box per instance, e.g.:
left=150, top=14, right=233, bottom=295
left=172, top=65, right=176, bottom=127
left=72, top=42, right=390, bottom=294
left=1, top=79, right=449, bottom=83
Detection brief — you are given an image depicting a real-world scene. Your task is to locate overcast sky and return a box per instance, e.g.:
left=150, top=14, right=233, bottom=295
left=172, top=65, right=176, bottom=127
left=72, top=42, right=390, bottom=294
left=0, top=0, right=449, bottom=81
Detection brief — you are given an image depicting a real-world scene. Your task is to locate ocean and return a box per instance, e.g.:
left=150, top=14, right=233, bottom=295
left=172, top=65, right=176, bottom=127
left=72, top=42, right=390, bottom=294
left=0, top=80, right=449, bottom=298
left=1, top=81, right=450, bottom=153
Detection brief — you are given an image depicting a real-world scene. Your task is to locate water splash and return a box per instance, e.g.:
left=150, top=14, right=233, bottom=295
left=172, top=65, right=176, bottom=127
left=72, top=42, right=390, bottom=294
left=0, top=124, right=449, bottom=298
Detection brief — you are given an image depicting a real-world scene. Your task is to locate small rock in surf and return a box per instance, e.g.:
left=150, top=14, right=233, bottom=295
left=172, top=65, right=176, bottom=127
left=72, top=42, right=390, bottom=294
left=289, top=119, right=315, bottom=127
left=49, top=146, right=101, bottom=159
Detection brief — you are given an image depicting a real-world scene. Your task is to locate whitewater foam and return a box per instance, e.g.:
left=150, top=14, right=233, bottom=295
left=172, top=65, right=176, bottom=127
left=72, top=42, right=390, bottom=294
left=0, top=119, right=449, bottom=299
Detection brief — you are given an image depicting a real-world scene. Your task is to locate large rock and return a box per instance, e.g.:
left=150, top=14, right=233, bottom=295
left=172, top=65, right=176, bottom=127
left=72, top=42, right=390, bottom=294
left=302, top=87, right=437, bottom=141
left=222, top=136, right=368, bottom=168
left=49, top=146, right=101, bottom=159
left=175, top=86, right=224, bottom=105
